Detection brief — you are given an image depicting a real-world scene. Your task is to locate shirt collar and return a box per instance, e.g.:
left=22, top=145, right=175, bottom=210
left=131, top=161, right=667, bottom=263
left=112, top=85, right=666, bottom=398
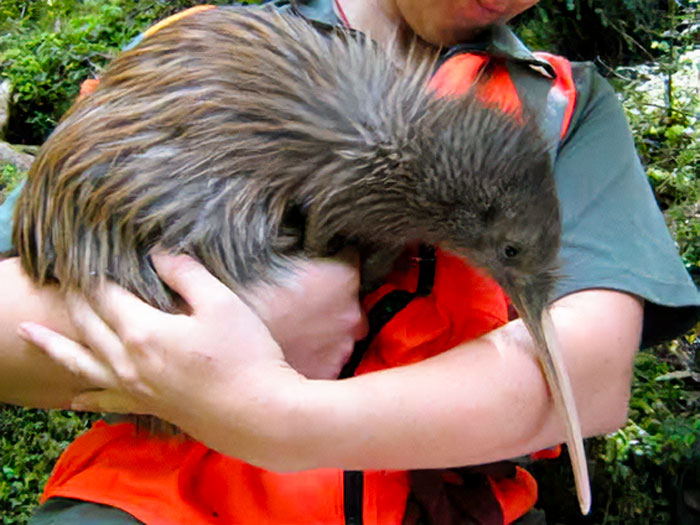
left=442, top=25, right=555, bottom=78
left=268, top=0, right=343, bottom=27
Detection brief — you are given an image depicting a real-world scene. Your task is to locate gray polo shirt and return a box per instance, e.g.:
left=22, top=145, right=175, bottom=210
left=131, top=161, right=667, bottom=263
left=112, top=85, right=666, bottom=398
left=1, top=0, right=698, bottom=346
left=280, top=0, right=700, bottom=345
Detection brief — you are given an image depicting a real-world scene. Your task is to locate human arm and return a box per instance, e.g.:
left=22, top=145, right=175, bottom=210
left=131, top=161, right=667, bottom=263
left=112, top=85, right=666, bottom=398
left=0, top=256, right=90, bottom=408
left=19, top=253, right=641, bottom=471
left=14, top=59, right=666, bottom=471
left=0, top=250, right=366, bottom=408
left=190, top=286, right=642, bottom=470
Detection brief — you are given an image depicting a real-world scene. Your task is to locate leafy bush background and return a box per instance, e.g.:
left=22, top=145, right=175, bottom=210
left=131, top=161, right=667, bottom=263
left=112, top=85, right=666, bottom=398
left=0, top=0, right=250, bottom=145
left=1, top=0, right=699, bottom=523
left=0, top=408, right=99, bottom=523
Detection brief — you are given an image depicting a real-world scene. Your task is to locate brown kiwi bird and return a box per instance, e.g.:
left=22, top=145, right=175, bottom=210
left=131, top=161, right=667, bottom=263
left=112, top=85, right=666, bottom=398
left=11, top=6, right=590, bottom=514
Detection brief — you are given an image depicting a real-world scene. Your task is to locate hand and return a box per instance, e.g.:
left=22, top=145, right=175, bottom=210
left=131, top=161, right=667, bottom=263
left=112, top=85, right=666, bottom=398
left=17, top=254, right=295, bottom=420
left=245, top=247, right=367, bottom=379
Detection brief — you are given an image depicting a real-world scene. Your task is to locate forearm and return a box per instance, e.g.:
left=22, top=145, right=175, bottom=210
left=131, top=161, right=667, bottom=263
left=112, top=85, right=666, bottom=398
left=0, top=257, right=87, bottom=408
left=181, top=290, right=640, bottom=471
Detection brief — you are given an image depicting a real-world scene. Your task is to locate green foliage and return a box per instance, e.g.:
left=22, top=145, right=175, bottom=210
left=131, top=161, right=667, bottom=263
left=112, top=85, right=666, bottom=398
left=0, top=406, right=99, bottom=523
left=0, top=0, right=252, bottom=144
left=533, top=23, right=700, bottom=522
left=594, top=343, right=700, bottom=524
left=513, top=0, right=699, bottom=67
left=0, top=1, right=699, bottom=523
left=612, top=46, right=700, bottom=278
left=534, top=343, right=700, bottom=524
left=669, top=205, right=700, bottom=280
left=0, top=163, right=25, bottom=201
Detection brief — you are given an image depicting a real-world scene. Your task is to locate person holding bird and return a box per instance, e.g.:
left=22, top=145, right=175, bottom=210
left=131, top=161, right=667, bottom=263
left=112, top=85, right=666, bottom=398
left=0, top=1, right=698, bottom=523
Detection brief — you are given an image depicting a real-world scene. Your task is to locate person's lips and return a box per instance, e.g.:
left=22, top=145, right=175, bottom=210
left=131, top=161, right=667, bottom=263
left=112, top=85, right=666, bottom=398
left=475, top=0, right=508, bottom=16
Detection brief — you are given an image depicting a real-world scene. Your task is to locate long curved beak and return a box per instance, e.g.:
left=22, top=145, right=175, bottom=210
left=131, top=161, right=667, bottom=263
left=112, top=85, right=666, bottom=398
left=508, top=285, right=591, bottom=515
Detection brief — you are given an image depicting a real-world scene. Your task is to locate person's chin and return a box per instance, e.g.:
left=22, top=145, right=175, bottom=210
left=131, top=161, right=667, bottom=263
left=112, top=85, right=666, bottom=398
left=416, top=24, right=487, bottom=47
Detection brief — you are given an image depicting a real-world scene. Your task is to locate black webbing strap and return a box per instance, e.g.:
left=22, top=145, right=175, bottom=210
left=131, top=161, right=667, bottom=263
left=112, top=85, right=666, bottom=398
left=339, top=245, right=436, bottom=525
left=339, top=244, right=435, bottom=379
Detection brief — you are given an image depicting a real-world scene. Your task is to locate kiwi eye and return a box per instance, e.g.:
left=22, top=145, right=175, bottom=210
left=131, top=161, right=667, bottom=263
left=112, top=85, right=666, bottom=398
left=503, top=244, right=519, bottom=259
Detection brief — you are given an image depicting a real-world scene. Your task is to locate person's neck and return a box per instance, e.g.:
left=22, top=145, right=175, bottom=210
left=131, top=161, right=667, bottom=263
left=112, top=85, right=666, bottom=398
left=335, top=0, right=430, bottom=58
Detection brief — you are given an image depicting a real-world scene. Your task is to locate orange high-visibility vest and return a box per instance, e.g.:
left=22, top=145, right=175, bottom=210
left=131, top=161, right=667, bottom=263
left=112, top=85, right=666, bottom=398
left=43, top=9, right=577, bottom=524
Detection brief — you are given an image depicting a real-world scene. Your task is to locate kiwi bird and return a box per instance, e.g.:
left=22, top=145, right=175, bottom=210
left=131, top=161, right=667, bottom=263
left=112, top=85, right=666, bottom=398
left=12, top=6, right=590, bottom=514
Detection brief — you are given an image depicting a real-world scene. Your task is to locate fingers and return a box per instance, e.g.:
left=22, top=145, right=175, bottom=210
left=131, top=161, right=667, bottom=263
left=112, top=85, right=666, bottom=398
left=84, top=278, right=168, bottom=344
left=17, top=320, right=149, bottom=415
left=150, top=253, right=242, bottom=315
left=17, top=321, right=116, bottom=388
left=66, top=292, right=135, bottom=381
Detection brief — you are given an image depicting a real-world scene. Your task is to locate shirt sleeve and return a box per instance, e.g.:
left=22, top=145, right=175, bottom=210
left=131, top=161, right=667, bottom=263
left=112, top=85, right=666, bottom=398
left=552, top=62, right=700, bottom=346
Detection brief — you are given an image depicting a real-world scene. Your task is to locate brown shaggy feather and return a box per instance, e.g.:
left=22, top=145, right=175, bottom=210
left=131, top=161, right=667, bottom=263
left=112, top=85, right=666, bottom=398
left=13, top=6, right=559, bottom=312
left=11, top=8, right=594, bottom=508
left=11, top=2, right=573, bottom=443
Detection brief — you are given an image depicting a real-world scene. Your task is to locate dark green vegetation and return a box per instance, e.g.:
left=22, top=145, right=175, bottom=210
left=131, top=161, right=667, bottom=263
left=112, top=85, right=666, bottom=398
left=0, top=0, right=256, bottom=145
left=1, top=0, right=699, bottom=523
left=0, top=408, right=99, bottom=524
left=0, top=164, right=23, bottom=204
left=515, top=0, right=699, bottom=66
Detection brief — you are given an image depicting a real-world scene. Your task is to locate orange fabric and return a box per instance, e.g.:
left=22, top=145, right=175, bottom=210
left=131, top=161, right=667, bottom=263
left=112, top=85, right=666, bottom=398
left=42, top=32, right=577, bottom=523
left=488, top=467, right=539, bottom=524
left=357, top=248, right=509, bottom=374
left=478, top=63, right=522, bottom=118
left=142, top=5, right=216, bottom=40
left=530, top=444, right=562, bottom=461
left=430, top=51, right=578, bottom=130
left=429, top=53, right=488, bottom=98
left=42, top=420, right=411, bottom=525
left=78, top=78, right=100, bottom=99
left=427, top=51, right=577, bottom=524
left=429, top=54, right=522, bottom=118
left=41, top=250, right=509, bottom=524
